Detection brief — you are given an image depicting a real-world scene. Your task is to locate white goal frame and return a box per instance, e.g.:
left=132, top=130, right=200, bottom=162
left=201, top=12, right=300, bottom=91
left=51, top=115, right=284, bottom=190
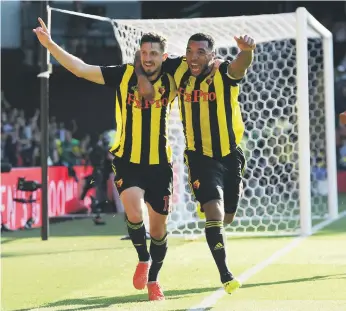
left=296, top=7, right=338, bottom=235
left=46, top=6, right=339, bottom=237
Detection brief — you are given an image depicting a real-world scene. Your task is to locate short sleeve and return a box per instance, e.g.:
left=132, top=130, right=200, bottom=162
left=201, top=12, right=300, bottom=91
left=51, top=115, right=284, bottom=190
left=218, top=60, right=242, bottom=85
left=163, top=55, right=184, bottom=76
left=100, top=65, right=127, bottom=87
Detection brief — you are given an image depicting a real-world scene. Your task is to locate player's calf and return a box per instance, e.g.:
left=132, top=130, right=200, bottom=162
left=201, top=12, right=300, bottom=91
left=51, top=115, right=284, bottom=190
left=148, top=233, right=168, bottom=282
left=121, top=188, right=151, bottom=289
left=224, top=212, right=236, bottom=225
left=144, top=202, right=169, bottom=299
left=146, top=201, right=169, bottom=282
left=126, top=216, right=151, bottom=290
left=203, top=200, right=234, bottom=284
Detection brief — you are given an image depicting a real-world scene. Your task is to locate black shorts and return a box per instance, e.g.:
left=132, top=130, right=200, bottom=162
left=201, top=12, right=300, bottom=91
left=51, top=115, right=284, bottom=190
left=112, top=157, right=173, bottom=215
left=184, top=147, right=246, bottom=214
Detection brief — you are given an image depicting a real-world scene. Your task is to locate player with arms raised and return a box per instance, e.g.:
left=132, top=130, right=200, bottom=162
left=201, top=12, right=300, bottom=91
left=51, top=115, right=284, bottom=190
left=34, top=18, right=176, bottom=301
left=160, top=33, right=255, bottom=294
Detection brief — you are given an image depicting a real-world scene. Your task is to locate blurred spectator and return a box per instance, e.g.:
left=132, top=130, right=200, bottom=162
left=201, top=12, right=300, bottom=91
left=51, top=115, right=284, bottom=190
left=58, top=122, right=66, bottom=142
left=0, top=90, right=97, bottom=169
left=2, top=111, right=13, bottom=134
left=337, top=122, right=346, bottom=170
left=1, top=90, right=11, bottom=112
left=4, top=130, right=18, bottom=167
left=60, top=130, right=79, bottom=166
left=80, top=134, right=91, bottom=162
left=339, top=138, right=346, bottom=169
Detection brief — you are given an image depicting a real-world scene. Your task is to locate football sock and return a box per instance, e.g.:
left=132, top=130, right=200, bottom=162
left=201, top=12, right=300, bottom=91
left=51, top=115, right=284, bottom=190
left=126, top=219, right=150, bottom=262
left=205, top=220, right=233, bottom=284
left=148, top=233, right=168, bottom=282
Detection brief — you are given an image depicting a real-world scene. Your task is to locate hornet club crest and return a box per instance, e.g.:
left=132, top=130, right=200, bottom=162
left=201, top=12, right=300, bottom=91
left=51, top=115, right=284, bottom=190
left=158, top=86, right=166, bottom=95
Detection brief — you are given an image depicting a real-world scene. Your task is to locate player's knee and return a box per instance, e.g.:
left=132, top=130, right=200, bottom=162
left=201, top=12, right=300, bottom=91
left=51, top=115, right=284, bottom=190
left=121, top=187, right=145, bottom=223
left=224, top=213, right=235, bottom=225
left=126, top=212, right=143, bottom=223
left=203, top=199, right=224, bottom=221
left=149, top=225, right=166, bottom=240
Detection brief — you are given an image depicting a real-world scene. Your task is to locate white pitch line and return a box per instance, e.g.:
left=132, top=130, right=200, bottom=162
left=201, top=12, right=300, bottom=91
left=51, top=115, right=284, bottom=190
left=187, top=210, right=346, bottom=311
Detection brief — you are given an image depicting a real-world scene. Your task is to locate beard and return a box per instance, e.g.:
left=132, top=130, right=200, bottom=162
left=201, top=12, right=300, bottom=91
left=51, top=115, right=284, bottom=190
left=143, top=68, right=159, bottom=77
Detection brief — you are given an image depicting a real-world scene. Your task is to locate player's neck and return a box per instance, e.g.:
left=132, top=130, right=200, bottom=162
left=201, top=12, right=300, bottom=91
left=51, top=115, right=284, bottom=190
left=147, top=72, right=160, bottom=82
left=197, top=64, right=213, bottom=79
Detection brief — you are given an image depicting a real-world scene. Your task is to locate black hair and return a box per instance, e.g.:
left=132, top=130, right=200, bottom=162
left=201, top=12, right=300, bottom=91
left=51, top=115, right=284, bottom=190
left=140, top=32, right=167, bottom=52
left=188, top=33, right=215, bottom=50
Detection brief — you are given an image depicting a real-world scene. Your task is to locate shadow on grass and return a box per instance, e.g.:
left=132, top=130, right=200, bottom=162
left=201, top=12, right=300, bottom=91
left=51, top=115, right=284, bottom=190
left=15, top=287, right=219, bottom=311
left=243, top=273, right=345, bottom=288
left=1, top=238, right=16, bottom=245
left=1, top=246, right=124, bottom=258
left=1, top=214, right=127, bottom=240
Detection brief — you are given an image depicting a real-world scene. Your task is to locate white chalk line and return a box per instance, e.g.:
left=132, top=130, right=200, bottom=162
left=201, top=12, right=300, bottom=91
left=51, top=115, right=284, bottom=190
left=187, top=210, right=346, bottom=311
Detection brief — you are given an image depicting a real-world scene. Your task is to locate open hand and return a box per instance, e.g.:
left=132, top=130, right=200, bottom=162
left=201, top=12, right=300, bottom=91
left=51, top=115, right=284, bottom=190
left=33, top=17, right=51, bottom=48
left=234, top=35, right=256, bottom=51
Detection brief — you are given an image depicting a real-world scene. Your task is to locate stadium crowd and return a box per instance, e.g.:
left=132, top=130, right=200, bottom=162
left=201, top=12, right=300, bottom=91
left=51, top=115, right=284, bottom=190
left=1, top=89, right=92, bottom=169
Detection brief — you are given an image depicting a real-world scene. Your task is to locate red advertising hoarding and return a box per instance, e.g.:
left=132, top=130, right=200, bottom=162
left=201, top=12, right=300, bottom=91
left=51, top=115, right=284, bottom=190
left=0, top=166, right=94, bottom=230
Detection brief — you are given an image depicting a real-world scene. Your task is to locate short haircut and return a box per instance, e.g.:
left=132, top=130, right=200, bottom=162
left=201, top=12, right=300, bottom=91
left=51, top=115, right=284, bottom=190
left=188, top=33, right=215, bottom=50
left=140, top=32, right=167, bottom=52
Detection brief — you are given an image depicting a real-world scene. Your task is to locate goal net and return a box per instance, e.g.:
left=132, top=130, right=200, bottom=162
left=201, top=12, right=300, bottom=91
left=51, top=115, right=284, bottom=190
left=48, top=7, right=338, bottom=236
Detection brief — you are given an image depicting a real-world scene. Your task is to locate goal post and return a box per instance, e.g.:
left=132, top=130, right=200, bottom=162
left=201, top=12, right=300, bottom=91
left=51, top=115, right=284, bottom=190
left=308, top=10, right=338, bottom=222
left=296, top=7, right=338, bottom=235
left=296, top=7, right=312, bottom=236
left=46, top=6, right=339, bottom=237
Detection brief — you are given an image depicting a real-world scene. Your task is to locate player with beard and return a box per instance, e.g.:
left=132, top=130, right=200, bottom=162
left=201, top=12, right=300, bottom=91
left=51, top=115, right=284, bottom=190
left=34, top=18, right=176, bottom=300
left=154, top=33, right=255, bottom=294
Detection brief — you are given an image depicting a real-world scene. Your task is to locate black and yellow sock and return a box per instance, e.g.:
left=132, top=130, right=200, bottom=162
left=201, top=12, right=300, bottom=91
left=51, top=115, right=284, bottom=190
left=148, top=233, right=168, bottom=282
left=205, top=220, right=233, bottom=284
left=126, top=219, right=150, bottom=262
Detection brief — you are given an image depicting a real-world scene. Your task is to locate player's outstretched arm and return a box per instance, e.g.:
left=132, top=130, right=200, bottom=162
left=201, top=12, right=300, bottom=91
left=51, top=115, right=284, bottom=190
left=33, top=17, right=105, bottom=85
left=227, top=35, right=256, bottom=80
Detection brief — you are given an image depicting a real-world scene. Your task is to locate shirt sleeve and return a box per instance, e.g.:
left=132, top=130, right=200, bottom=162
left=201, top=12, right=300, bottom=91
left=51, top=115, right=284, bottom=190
left=218, top=60, right=243, bottom=86
left=100, top=64, right=127, bottom=87
left=162, top=55, right=185, bottom=76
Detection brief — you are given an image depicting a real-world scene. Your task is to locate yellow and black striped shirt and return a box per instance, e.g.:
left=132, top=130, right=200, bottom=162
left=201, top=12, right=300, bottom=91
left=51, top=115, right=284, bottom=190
left=101, top=64, right=176, bottom=165
left=163, top=57, right=245, bottom=159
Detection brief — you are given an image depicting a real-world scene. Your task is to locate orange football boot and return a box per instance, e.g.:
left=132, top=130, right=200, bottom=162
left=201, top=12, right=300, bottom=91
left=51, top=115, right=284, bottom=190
left=147, top=281, right=165, bottom=301
left=133, top=261, right=151, bottom=290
